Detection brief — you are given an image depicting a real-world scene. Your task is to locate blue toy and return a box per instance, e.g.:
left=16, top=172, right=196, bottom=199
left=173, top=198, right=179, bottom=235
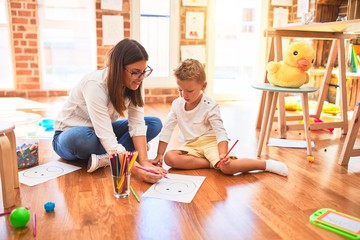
left=44, top=202, right=55, bottom=212
left=39, top=119, right=55, bottom=131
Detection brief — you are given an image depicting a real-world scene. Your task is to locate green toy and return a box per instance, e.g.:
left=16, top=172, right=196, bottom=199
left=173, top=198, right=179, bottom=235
left=310, top=208, right=360, bottom=239
left=9, top=207, right=30, bottom=228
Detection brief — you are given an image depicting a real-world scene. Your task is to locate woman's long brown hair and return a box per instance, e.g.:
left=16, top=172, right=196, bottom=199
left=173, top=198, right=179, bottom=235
left=106, top=39, right=148, bottom=117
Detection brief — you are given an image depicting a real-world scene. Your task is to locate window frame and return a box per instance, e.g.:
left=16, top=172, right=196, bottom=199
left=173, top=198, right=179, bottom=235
left=37, top=0, right=97, bottom=90
left=206, top=0, right=268, bottom=101
left=130, top=0, right=179, bottom=89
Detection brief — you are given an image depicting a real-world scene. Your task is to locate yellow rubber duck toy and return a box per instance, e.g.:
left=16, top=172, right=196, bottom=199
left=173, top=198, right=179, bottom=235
left=266, top=41, right=315, bottom=88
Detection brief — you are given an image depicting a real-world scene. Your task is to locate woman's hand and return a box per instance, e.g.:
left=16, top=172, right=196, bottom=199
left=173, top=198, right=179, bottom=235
left=133, top=162, right=168, bottom=184
left=139, top=169, right=163, bottom=183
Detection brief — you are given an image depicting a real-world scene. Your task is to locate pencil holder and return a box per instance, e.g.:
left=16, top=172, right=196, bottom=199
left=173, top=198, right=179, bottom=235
left=112, top=173, right=130, bottom=198
left=109, top=151, right=138, bottom=199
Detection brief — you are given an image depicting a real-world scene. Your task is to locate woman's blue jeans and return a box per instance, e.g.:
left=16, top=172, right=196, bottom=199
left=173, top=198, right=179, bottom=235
left=52, top=116, right=162, bottom=161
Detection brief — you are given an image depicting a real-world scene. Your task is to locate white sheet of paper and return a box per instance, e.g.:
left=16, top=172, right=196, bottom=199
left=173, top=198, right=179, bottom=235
left=185, top=12, right=204, bottom=39
left=19, top=161, right=81, bottom=186
left=142, top=173, right=205, bottom=203
left=273, top=8, right=289, bottom=28
left=181, top=45, right=206, bottom=64
left=271, top=0, right=292, bottom=6
left=101, top=0, right=122, bottom=11
left=268, top=138, right=315, bottom=149
left=297, top=0, right=309, bottom=18
left=102, top=15, right=124, bottom=46
left=182, top=0, right=207, bottom=6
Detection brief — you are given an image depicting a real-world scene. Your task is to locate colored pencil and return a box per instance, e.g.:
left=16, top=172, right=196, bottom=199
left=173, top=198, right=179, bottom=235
left=0, top=210, right=11, bottom=217
left=130, top=185, right=140, bottom=203
left=128, top=152, right=138, bottom=171
left=218, top=139, right=239, bottom=166
left=224, top=139, right=239, bottom=158
left=32, top=213, right=36, bottom=237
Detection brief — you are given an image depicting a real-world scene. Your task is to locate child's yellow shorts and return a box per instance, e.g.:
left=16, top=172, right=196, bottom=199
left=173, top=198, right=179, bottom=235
left=175, top=136, right=236, bottom=168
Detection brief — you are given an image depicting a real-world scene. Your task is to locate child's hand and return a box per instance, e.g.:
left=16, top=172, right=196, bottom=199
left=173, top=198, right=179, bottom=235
left=218, top=153, right=231, bottom=166
left=149, top=155, right=164, bottom=166
left=139, top=161, right=168, bottom=175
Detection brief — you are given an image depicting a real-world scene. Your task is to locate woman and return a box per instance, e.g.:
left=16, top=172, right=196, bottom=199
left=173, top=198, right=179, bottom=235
left=52, top=39, right=165, bottom=183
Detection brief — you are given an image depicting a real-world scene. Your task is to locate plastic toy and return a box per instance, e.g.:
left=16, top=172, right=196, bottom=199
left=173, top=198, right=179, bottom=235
left=44, top=201, right=55, bottom=212
left=267, top=41, right=315, bottom=88
left=310, top=208, right=360, bottom=239
left=39, top=118, right=55, bottom=131
left=321, top=102, right=341, bottom=115
left=16, top=142, right=39, bottom=168
left=299, top=117, right=334, bottom=133
left=9, top=207, right=30, bottom=228
left=284, top=97, right=341, bottom=115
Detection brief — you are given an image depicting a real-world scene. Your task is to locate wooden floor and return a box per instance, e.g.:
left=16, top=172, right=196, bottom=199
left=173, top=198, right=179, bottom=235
left=1, top=97, right=360, bottom=240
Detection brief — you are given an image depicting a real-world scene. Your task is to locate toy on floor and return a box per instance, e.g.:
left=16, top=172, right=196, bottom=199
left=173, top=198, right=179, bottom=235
left=285, top=97, right=341, bottom=115
left=321, top=102, right=341, bottom=115
left=299, top=117, right=334, bottom=132
left=44, top=201, right=55, bottom=212
left=310, top=208, right=360, bottom=239
left=9, top=207, right=30, bottom=228
left=267, top=41, right=315, bottom=88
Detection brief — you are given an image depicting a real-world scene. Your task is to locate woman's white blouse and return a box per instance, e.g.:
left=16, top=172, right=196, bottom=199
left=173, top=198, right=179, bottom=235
left=55, top=68, right=147, bottom=153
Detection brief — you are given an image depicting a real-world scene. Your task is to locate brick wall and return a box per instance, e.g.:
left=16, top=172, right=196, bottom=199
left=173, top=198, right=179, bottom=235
left=3, top=0, right=41, bottom=98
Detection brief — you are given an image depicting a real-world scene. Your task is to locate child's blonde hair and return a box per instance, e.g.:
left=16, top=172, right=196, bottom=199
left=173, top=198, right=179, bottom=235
left=174, top=59, right=206, bottom=83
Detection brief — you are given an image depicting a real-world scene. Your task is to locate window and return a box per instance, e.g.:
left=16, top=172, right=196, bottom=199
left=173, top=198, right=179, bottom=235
left=207, top=0, right=265, bottom=101
left=0, top=0, right=14, bottom=89
left=131, top=0, right=179, bottom=88
left=37, top=0, right=96, bottom=90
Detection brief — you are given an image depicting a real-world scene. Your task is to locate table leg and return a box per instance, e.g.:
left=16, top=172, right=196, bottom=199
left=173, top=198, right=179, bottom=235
left=0, top=135, right=16, bottom=208
left=256, top=92, right=266, bottom=129
left=338, top=102, right=360, bottom=166
left=265, top=92, right=279, bottom=144
left=257, top=91, right=274, bottom=157
left=278, top=93, right=287, bottom=139
left=337, top=38, right=348, bottom=135
left=301, top=93, right=313, bottom=161
left=6, top=131, right=19, bottom=188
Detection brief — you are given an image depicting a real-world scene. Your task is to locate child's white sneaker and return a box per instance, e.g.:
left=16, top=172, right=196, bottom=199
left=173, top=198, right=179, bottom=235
left=87, top=153, right=109, bottom=173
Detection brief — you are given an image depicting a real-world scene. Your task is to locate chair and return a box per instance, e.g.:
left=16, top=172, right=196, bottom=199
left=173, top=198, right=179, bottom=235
left=252, top=83, right=318, bottom=162
left=0, top=121, right=19, bottom=208
left=338, top=102, right=360, bottom=166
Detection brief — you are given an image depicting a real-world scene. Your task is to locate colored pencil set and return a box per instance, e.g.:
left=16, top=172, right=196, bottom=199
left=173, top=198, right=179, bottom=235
left=109, top=151, right=138, bottom=196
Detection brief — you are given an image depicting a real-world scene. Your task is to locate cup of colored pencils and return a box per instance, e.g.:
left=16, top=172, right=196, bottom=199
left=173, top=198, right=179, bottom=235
left=109, top=151, right=138, bottom=198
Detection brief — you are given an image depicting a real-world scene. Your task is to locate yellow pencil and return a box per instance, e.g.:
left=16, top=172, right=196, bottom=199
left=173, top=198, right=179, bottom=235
left=128, top=151, right=138, bottom=171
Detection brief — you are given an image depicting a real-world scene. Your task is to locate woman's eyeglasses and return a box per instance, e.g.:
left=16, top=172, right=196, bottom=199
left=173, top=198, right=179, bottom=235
left=124, top=65, right=153, bottom=80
